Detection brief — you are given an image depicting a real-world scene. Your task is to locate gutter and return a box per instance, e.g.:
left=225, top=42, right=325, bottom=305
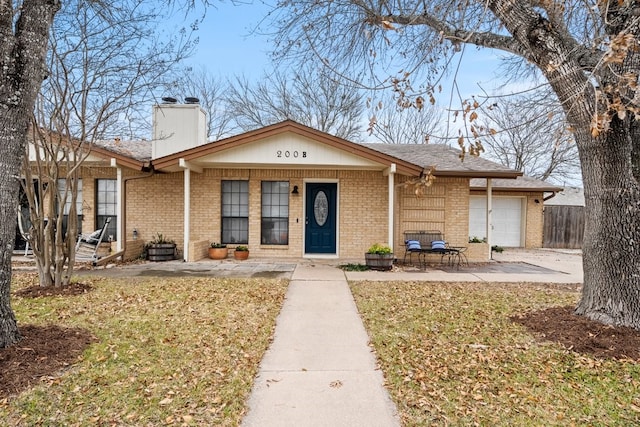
left=107, top=163, right=154, bottom=263
left=121, top=170, right=155, bottom=258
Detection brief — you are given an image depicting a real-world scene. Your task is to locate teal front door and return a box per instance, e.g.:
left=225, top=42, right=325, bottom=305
left=305, top=183, right=337, bottom=254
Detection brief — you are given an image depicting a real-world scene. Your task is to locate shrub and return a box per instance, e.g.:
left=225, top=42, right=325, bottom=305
left=367, top=243, right=392, bottom=255
left=469, top=236, right=487, bottom=243
left=148, top=233, right=175, bottom=245
left=339, top=263, right=370, bottom=271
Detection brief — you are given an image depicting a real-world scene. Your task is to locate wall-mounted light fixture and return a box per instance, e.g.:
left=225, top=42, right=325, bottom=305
left=292, top=185, right=299, bottom=195
left=133, top=228, right=138, bottom=240
left=534, top=199, right=540, bottom=204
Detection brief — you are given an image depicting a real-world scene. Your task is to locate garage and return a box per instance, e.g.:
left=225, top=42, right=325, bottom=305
left=469, top=196, right=525, bottom=247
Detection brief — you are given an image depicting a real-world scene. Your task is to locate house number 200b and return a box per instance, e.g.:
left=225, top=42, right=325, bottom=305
left=276, top=150, right=306, bottom=158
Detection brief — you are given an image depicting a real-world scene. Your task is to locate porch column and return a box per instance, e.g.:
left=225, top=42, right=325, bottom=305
left=385, top=164, right=396, bottom=251
left=486, top=178, right=493, bottom=259
left=111, top=159, right=124, bottom=252
left=183, top=168, right=191, bottom=262
left=179, top=159, right=202, bottom=262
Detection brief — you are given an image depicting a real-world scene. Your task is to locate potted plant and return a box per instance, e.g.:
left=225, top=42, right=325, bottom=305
left=208, top=242, right=228, bottom=260
left=145, top=233, right=176, bottom=262
left=233, top=245, right=249, bottom=260
left=365, top=243, right=394, bottom=270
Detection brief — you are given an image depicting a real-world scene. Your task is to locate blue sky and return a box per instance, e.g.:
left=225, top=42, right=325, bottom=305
left=182, top=1, right=506, bottom=99
left=183, top=1, right=275, bottom=79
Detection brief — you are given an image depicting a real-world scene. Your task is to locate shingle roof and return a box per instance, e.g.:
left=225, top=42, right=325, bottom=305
left=358, top=143, right=520, bottom=177
left=470, top=176, right=563, bottom=192
left=544, top=186, right=585, bottom=205
left=94, top=139, right=152, bottom=162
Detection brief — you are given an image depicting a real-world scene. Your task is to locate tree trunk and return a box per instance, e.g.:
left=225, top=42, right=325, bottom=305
left=0, top=124, right=22, bottom=347
left=0, top=0, right=61, bottom=348
left=502, top=4, right=640, bottom=329
left=575, top=118, right=640, bottom=328
left=548, top=75, right=640, bottom=329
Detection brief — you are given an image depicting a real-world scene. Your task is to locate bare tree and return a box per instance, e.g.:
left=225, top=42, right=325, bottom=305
left=478, top=90, right=582, bottom=184
left=20, top=126, right=84, bottom=288
left=271, top=1, right=640, bottom=329
left=0, top=0, right=209, bottom=348
left=226, top=66, right=364, bottom=140
left=170, top=67, right=236, bottom=141
left=19, top=0, right=196, bottom=289
left=369, top=98, right=445, bottom=144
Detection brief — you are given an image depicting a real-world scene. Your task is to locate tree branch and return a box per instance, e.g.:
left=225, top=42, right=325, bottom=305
left=367, top=6, right=602, bottom=71
left=388, top=12, right=530, bottom=59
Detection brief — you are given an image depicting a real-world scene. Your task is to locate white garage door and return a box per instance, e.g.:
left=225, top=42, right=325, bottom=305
left=469, top=197, right=524, bottom=247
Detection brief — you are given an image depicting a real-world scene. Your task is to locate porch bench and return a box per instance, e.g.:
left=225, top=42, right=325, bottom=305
left=403, top=230, right=467, bottom=268
left=403, top=230, right=445, bottom=266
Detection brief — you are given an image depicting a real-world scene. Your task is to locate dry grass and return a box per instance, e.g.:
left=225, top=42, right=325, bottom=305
left=351, top=281, right=640, bottom=426
left=1, top=273, right=288, bottom=426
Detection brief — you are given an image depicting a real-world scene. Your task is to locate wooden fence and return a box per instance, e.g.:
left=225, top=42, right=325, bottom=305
left=543, top=205, right=584, bottom=249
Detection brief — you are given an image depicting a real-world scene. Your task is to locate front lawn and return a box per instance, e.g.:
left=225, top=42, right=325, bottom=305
left=1, top=273, right=288, bottom=426
left=351, top=281, right=640, bottom=426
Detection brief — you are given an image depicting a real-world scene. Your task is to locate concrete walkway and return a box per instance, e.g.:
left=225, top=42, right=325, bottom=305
left=241, top=264, right=400, bottom=427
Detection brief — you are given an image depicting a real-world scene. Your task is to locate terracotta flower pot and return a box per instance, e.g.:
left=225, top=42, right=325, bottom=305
left=234, top=250, right=249, bottom=260
left=208, top=247, right=228, bottom=260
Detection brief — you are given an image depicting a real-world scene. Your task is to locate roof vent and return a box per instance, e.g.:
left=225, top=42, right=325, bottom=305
left=184, top=97, right=200, bottom=104
left=161, top=96, right=177, bottom=104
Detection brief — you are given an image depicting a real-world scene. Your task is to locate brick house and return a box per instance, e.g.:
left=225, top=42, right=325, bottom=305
left=34, top=102, right=561, bottom=262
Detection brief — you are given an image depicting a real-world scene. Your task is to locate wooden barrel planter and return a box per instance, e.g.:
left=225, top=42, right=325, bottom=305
left=365, top=253, right=394, bottom=271
left=147, top=243, right=176, bottom=262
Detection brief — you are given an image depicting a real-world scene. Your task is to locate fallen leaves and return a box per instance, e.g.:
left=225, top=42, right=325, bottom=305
left=4, top=275, right=288, bottom=426
left=351, top=280, right=640, bottom=426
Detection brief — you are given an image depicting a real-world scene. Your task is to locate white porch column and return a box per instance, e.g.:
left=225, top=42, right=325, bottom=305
left=179, top=159, right=202, bottom=262
left=486, top=178, right=493, bottom=258
left=183, top=168, right=191, bottom=262
left=111, top=159, right=124, bottom=252
left=385, top=164, right=396, bottom=251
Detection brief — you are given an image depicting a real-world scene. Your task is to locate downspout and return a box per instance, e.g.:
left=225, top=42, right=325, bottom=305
left=122, top=168, right=155, bottom=258
left=107, top=158, right=154, bottom=264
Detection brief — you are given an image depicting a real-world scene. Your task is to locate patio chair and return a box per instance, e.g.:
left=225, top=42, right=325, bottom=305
left=427, top=239, right=469, bottom=268
left=75, top=217, right=111, bottom=262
